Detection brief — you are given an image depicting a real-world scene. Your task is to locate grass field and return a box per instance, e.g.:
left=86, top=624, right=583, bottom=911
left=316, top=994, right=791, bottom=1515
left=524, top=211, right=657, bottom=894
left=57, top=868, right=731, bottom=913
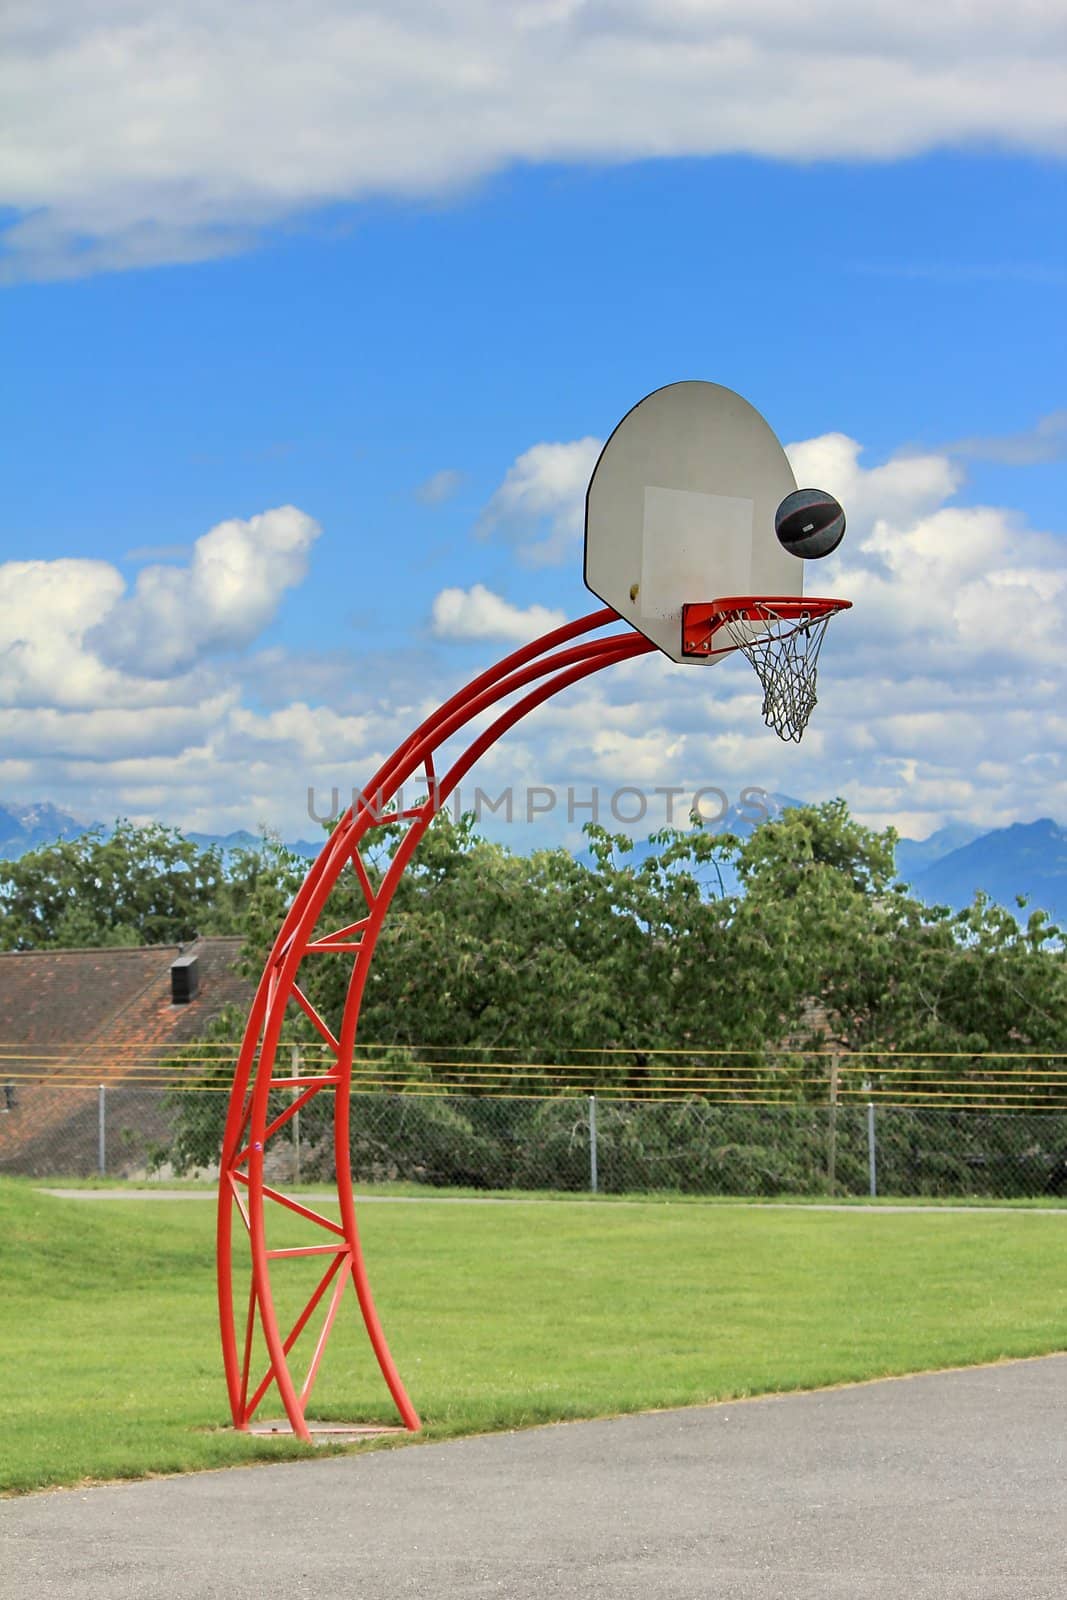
left=2, top=1178, right=1065, bottom=1495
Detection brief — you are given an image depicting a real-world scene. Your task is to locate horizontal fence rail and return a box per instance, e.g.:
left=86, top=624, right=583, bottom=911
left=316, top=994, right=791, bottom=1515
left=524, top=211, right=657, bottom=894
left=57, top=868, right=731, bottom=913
left=4, top=1045, right=1067, bottom=1107
left=3, top=1052, right=1067, bottom=1201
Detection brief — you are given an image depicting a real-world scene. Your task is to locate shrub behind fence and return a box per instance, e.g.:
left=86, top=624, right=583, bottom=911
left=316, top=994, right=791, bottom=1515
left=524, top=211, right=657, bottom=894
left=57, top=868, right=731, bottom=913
left=3, top=1083, right=1066, bottom=1199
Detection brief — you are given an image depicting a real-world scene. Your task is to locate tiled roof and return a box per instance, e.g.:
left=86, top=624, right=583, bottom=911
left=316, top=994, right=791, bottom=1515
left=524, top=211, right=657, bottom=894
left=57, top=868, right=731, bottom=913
left=0, top=937, right=253, bottom=1174
left=0, top=936, right=250, bottom=1066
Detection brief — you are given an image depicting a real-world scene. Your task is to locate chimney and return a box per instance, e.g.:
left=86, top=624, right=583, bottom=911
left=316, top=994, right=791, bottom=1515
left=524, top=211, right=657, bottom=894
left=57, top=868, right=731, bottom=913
left=170, top=952, right=200, bottom=1004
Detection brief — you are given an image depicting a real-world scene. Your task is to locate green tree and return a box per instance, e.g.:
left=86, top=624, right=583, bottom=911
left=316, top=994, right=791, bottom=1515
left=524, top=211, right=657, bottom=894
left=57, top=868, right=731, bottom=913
left=729, top=799, right=903, bottom=1055
left=203, top=835, right=308, bottom=942
left=732, top=799, right=1067, bottom=1062
left=0, top=821, right=225, bottom=949
left=157, top=798, right=1067, bottom=1182
left=858, top=892, right=1066, bottom=1056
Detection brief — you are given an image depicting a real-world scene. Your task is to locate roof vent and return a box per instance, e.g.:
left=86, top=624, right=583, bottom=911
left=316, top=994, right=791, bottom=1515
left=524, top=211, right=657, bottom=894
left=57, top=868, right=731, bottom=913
left=170, top=952, right=200, bottom=1005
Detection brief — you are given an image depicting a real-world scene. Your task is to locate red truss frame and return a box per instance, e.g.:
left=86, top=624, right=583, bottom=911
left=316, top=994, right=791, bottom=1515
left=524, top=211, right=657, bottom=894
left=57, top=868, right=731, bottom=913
left=217, top=608, right=656, bottom=1439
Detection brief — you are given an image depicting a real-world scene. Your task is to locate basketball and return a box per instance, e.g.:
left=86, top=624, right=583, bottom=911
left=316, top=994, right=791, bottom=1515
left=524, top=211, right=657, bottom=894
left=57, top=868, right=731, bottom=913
left=774, top=488, right=845, bottom=559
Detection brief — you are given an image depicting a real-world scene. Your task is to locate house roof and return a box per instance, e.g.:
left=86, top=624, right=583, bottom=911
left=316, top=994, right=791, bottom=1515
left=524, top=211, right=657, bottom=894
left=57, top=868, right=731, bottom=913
left=0, top=935, right=251, bottom=1072
left=0, top=936, right=254, bottom=1175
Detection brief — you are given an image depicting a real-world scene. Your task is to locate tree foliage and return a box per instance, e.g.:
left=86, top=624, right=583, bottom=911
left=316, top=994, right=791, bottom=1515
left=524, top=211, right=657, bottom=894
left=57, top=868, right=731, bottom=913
left=3, top=803, right=1063, bottom=1068
left=180, top=796, right=1065, bottom=1107
left=0, top=822, right=226, bottom=949
left=0, top=823, right=310, bottom=952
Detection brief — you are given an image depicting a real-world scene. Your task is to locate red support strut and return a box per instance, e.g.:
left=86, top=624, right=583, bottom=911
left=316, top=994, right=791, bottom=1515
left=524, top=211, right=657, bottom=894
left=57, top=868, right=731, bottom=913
left=217, top=610, right=655, bottom=1439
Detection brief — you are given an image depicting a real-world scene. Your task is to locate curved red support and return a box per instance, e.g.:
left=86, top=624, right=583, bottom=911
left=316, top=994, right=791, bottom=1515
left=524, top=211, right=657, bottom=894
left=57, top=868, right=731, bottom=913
left=217, top=609, right=656, bottom=1438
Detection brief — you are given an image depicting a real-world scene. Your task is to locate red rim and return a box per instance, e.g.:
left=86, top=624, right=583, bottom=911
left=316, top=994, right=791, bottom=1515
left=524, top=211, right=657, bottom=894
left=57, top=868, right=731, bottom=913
left=709, top=595, right=851, bottom=622
left=681, top=596, right=851, bottom=657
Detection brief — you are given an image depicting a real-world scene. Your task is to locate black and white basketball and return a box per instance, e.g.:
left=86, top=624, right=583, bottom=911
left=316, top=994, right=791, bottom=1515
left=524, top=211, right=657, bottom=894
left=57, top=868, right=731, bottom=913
left=775, top=489, right=846, bottom=559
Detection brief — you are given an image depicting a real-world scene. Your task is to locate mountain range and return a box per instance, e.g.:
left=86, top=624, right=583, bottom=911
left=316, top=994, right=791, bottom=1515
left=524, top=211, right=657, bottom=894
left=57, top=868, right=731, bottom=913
left=558, top=793, right=1065, bottom=923
left=0, top=806, right=323, bottom=864
left=0, top=799, right=1063, bottom=924
left=0, top=802, right=98, bottom=855
left=710, top=798, right=1065, bottom=921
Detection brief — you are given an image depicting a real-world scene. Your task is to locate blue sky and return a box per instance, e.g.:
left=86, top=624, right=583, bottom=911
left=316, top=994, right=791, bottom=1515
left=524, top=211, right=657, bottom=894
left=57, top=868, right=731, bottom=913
left=2, top=4, right=1065, bottom=846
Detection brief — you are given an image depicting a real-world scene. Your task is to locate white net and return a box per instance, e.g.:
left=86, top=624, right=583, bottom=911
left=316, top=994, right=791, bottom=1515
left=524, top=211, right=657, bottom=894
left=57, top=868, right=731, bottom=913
left=720, top=603, right=836, bottom=743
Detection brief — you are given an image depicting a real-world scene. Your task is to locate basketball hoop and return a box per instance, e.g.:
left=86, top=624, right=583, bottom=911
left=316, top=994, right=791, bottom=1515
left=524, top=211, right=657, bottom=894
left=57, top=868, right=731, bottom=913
left=217, top=382, right=856, bottom=1446
left=682, top=596, right=851, bottom=742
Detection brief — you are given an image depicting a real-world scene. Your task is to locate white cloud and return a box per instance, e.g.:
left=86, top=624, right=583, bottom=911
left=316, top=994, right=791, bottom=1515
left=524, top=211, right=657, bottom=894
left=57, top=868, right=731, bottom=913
left=785, top=434, right=962, bottom=537
left=7, top=2, right=1064, bottom=280
left=0, top=508, right=318, bottom=714
left=0, top=558, right=127, bottom=709
left=478, top=438, right=603, bottom=566
left=0, top=507, right=422, bottom=839
left=90, top=506, right=320, bottom=676
left=223, top=703, right=377, bottom=766
left=431, top=583, right=567, bottom=642
left=2, top=443, right=1065, bottom=848
left=456, top=426, right=1067, bottom=842
left=946, top=410, right=1067, bottom=466
left=793, top=439, right=1067, bottom=678
left=0, top=697, right=236, bottom=761
left=414, top=469, right=464, bottom=506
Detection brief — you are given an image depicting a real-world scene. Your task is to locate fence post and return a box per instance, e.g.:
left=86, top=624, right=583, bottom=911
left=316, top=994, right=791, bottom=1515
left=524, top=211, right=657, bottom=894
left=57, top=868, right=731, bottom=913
left=827, top=1054, right=839, bottom=1196
left=866, top=1088, right=877, bottom=1199
left=588, top=1094, right=598, bottom=1195
left=292, top=1045, right=302, bottom=1186
left=98, top=1084, right=106, bottom=1177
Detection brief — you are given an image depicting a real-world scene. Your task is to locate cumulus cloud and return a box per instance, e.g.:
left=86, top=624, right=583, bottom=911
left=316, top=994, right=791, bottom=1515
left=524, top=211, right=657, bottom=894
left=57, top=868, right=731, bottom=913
left=0, top=558, right=127, bottom=710
left=0, top=504, right=321, bottom=773
left=477, top=438, right=603, bottom=566
left=5, top=2, right=1065, bottom=280
left=0, top=698, right=236, bottom=761
left=431, top=583, right=567, bottom=642
left=2, top=444, right=1065, bottom=846
left=786, top=434, right=1067, bottom=679
left=90, top=506, right=320, bottom=676
left=785, top=434, right=962, bottom=537
left=841, top=503, right=1067, bottom=669
left=460, top=425, right=1067, bottom=841
left=0, top=500, right=407, bottom=840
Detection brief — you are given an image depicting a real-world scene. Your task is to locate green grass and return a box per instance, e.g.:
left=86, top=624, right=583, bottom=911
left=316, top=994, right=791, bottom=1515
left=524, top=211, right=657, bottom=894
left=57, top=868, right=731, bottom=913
left=1, top=1177, right=1064, bottom=1494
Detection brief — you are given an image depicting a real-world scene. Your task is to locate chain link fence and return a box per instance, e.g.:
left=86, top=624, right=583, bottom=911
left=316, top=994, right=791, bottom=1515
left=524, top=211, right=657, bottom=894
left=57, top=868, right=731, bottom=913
left=3, top=1081, right=1067, bottom=1199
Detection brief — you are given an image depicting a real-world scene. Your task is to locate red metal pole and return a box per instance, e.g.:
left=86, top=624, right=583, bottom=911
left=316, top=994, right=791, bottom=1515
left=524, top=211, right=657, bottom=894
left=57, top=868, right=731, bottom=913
left=217, top=611, right=654, bottom=1439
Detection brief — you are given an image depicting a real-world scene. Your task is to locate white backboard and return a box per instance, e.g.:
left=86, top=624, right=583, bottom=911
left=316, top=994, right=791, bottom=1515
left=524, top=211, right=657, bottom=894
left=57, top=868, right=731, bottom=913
left=585, top=381, right=801, bottom=663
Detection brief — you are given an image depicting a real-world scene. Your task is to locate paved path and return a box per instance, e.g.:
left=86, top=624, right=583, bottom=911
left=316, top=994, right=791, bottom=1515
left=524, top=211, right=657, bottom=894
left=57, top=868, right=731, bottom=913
left=40, top=1187, right=1067, bottom=1215
left=4, top=1357, right=1065, bottom=1598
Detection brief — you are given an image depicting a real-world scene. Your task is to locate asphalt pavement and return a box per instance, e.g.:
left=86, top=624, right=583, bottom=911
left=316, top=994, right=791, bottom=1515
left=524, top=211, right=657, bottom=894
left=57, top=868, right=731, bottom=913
left=3, top=1356, right=1065, bottom=1599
